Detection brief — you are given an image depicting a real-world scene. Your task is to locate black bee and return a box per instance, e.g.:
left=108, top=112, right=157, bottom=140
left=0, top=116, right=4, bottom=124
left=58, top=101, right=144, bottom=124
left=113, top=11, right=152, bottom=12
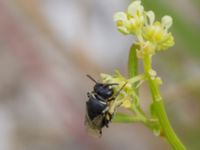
left=85, top=75, right=127, bottom=136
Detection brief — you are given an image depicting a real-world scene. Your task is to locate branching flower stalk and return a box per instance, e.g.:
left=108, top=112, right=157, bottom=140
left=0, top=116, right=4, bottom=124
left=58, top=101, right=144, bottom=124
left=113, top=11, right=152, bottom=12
left=100, top=1, right=187, bottom=150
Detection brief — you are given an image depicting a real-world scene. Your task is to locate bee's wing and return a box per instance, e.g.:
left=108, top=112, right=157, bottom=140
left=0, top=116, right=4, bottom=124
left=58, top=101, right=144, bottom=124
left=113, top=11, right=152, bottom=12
left=85, top=112, right=103, bottom=137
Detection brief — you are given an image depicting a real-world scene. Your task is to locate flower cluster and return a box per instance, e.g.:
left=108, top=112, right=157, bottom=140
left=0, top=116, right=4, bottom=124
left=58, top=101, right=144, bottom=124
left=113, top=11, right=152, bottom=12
left=114, top=0, right=174, bottom=54
left=114, top=1, right=145, bottom=35
left=101, top=71, right=134, bottom=111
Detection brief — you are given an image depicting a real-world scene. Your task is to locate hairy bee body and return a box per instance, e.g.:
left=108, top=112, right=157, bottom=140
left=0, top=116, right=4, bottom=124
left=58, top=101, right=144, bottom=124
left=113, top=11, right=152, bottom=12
left=85, top=75, right=117, bottom=136
left=85, top=75, right=126, bottom=136
left=85, top=84, right=114, bottom=136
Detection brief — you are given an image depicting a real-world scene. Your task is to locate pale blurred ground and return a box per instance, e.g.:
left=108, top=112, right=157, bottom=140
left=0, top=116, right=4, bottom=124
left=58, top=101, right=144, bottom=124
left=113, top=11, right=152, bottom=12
left=0, top=0, right=200, bottom=150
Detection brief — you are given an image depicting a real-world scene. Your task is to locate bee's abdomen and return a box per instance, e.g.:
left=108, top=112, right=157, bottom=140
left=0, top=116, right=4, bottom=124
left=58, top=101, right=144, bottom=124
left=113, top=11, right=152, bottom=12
left=86, top=98, right=107, bottom=120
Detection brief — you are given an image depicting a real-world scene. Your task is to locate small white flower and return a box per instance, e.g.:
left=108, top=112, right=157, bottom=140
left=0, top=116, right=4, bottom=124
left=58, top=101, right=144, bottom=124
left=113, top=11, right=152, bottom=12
left=114, top=12, right=127, bottom=22
left=114, top=12, right=131, bottom=35
left=114, top=1, right=145, bottom=35
left=142, top=20, right=174, bottom=51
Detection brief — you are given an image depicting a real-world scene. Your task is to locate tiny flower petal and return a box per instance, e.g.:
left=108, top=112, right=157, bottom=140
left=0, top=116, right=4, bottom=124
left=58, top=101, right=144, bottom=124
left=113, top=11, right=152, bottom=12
left=121, top=97, right=132, bottom=108
left=155, top=77, right=163, bottom=85
left=149, top=69, right=157, bottom=77
left=114, top=12, right=127, bottom=22
left=117, top=27, right=130, bottom=35
left=161, top=15, right=173, bottom=30
left=146, top=11, right=155, bottom=25
left=127, top=1, right=144, bottom=16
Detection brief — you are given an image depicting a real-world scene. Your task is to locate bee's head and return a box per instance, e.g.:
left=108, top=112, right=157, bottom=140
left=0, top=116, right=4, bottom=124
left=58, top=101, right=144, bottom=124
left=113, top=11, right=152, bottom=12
left=94, top=83, right=114, bottom=99
left=87, top=74, right=117, bottom=99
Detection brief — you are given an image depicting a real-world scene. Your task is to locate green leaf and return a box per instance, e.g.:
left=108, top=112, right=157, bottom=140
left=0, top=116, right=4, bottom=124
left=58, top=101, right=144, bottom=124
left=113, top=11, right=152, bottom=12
left=128, top=44, right=140, bottom=95
left=128, top=44, right=139, bottom=78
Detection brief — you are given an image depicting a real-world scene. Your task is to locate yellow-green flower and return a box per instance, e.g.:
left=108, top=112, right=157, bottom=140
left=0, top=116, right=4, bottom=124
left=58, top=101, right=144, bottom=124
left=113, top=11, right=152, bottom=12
left=100, top=71, right=134, bottom=110
left=143, top=12, right=175, bottom=51
left=137, top=41, right=155, bottom=58
left=114, top=12, right=131, bottom=35
left=114, top=1, right=145, bottom=35
left=114, top=1, right=175, bottom=52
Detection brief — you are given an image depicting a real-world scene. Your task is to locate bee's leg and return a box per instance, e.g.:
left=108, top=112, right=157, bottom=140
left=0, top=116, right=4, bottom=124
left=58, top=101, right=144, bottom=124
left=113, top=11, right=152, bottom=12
left=87, top=92, right=91, bottom=98
left=105, top=122, right=109, bottom=128
left=107, top=111, right=113, bottom=121
left=107, top=97, right=115, bottom=102
left=101, top=106, right=114, bottom=128
left=103, top=117, right=109, bottom=128
left=108, top=82, right=128, bottom=101
left=100, top=130, right=102, bottom=134
left=102, top=106, right=109, bottom=114
left=103, top=111, right=113, bottom=128
left=100, top=107, right=109, bottom=128
left=87, top=92, right=95, bottom=99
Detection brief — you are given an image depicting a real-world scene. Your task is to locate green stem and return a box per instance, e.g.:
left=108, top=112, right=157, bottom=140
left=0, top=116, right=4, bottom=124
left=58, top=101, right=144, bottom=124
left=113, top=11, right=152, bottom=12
left=113, top=112, right=144, bottom=123
left=114, top=112, right=160, bottom=132
left=153, top=101, right=186, bottom=150
left=143, top=55, right=186, bottom=150
left=143, top=55, right=162, bottom=101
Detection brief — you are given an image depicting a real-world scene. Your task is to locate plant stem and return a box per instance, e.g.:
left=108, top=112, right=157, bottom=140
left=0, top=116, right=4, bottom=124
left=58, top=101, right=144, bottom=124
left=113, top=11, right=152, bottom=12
left=143, top=54, right=186, bottom=150
left=153, top=101, right=186, bottom=150
left=113, top=112, right=144, bottom=123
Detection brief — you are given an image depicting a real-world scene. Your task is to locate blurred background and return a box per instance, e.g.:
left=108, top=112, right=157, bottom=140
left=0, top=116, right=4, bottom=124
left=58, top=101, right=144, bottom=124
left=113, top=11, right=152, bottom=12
left=0, top=0, right=200, bottom=150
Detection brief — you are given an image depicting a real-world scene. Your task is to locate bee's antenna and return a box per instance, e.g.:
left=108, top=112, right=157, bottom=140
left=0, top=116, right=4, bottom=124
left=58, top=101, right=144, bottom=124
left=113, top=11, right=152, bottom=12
left=114, top=82, right=128, bottom=98
left=106, top=83, right=119, bottom=86
left=86, top=74, right=97, bottom=83
left=87, top=74, right=119, bottom=86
